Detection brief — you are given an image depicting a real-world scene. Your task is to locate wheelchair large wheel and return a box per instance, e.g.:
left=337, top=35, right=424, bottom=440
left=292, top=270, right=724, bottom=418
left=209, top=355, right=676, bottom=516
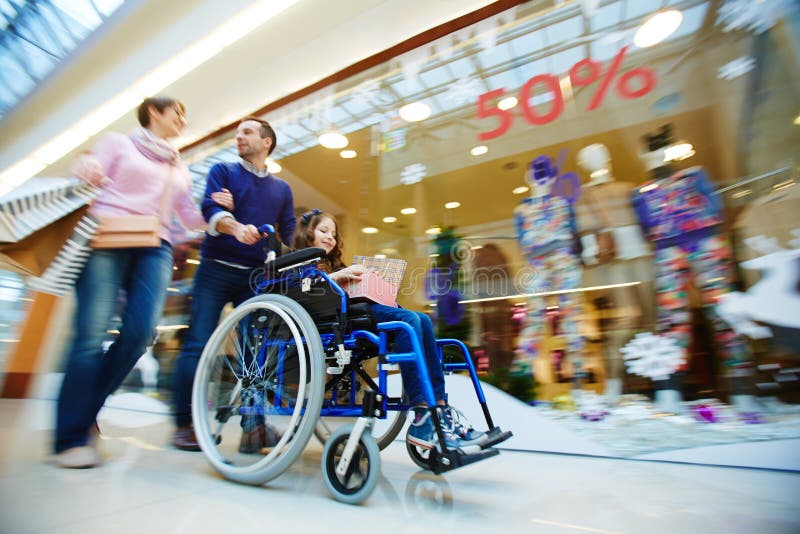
left=322, top=425, right=381, bottom=505
left=315, top=366, right=407, bottom=449
left=192, top=294, right=325, bottom=486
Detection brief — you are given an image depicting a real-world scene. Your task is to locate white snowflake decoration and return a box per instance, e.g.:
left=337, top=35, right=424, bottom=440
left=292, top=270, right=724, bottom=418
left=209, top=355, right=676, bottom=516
left=621, top=332, right=685, bottom=381
left=400, top=163, right=427, bottom=185
left=447, top=75, right=484, bottom=106
left=718, top=56, right=756, bottom=80
left=716, top=0, right=798, bottom=34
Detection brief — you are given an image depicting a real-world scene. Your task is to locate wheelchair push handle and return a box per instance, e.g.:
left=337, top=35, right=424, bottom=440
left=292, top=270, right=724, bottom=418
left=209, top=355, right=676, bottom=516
left=258, top=223, right=276, bottom=235
left=257, top=224, right=281, bottom=264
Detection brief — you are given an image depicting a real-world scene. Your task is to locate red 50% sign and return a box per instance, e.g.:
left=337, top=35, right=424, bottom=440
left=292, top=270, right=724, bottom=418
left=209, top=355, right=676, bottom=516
left=476, top=46, right=656, bottom=141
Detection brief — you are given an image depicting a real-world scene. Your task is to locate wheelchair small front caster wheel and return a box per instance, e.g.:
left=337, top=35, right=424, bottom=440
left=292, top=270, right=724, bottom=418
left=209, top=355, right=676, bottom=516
left=405, top=441, right=434, bottom=471
left=322, top=425, right=381, bottom=504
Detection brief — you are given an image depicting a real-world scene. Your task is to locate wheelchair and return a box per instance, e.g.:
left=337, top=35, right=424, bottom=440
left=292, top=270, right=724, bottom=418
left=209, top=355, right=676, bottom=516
left=191, top=237, right=512, bottom=504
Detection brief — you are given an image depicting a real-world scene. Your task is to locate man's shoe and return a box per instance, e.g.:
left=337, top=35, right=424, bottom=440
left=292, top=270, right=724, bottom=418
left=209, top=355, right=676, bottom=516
left=239, top=423, right=282, bottom=454
left=173, top=425, right=201, bottom=451
left=56, top=446, right=100, bottom=469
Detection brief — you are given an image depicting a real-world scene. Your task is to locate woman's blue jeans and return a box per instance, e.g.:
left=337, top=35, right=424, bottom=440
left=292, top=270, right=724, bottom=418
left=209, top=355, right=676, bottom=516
left=55, top=242, right=173, bottom=453
left=370, top=304, right=445, bottom=406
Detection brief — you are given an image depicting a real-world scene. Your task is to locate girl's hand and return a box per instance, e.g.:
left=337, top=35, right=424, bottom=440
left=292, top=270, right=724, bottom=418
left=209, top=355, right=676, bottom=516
left=336, top=264, right=366, bottom=282
left=71, top=154, right=109, bottom=187
left=211, top=188, right=234, bottom=210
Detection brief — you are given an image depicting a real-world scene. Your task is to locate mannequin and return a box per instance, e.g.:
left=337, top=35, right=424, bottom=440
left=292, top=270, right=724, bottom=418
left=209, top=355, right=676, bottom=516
left=513, top=155, right=585, bottom=390
left=632, top=128, right=753, bottom=413
left=574, top=143, right=652, bottom=402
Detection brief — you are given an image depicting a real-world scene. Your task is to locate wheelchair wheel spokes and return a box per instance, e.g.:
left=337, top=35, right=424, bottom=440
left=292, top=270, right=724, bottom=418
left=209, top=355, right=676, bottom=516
left=192, top=294, right=325, bottom=486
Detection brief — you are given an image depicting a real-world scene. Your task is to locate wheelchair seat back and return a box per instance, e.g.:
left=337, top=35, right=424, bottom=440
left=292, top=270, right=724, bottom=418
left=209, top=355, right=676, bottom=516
left=260, top=247, right=377, bottom=334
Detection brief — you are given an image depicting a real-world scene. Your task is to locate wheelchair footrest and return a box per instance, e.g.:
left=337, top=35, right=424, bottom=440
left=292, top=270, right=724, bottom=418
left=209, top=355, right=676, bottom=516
left=432, top=447, right=499, bottom=474
left=480, top=427, right=513, bottom=450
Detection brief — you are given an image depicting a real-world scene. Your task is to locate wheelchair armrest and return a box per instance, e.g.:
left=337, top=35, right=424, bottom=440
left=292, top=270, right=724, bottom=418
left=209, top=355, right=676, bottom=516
left=270, top=247, right=326, bottom=272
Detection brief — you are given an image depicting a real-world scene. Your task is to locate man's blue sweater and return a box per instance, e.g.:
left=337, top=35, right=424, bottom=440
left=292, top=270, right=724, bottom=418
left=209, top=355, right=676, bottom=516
left=200, top=162, right=296, bottom=267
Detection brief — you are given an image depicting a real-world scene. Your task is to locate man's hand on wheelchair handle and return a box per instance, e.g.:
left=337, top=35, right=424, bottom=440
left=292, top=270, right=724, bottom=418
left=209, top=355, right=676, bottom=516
left=233, top=222, right=262, bottom=245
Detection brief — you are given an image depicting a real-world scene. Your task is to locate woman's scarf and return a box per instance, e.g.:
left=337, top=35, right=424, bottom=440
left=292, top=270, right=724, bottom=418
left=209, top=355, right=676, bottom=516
left=129, top=127, right=180, bottom=165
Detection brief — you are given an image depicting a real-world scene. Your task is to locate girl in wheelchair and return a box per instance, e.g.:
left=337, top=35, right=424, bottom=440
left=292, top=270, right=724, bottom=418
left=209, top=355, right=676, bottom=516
left=293, top=209, right=488, bottom=453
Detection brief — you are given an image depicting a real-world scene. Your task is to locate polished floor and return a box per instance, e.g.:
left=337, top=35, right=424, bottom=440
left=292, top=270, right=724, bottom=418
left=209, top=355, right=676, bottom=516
left=1, top=397, right=799, bottom=534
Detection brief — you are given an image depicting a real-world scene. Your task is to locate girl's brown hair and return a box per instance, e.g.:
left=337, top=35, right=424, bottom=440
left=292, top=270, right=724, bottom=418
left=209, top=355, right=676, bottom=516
left=292, top=209, right=345, bottom=273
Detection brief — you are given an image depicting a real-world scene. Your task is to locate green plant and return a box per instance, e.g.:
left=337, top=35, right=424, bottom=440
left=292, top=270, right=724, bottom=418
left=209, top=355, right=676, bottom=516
left=482, top=367, right=538, bottom=403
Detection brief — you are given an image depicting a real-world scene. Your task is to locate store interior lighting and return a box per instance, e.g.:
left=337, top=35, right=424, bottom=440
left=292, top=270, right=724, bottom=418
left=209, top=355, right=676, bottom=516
left=382, top=216, right=397, bottom=223
left=318, top=131, right=349, bottom=149
left=634, top=9, right=683, bottom=48
left=663, top=141, right=695, bottom=161
left=399, top=101, right=431, bottom=122
left=400, top=207, right=417, bottom=215
left=340, top=149, right=357, bottom=158
left=266, top=159, right=282, bottom=173
left=470, top=145, right=488, bottom=156
left=498, top=96, right=518, bottom=110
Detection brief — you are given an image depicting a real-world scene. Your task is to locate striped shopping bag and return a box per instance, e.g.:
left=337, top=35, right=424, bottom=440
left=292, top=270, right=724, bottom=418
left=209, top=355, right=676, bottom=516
left=0, top=177, right=97, bottom=243
left=27, top=212, right=100, bottom=296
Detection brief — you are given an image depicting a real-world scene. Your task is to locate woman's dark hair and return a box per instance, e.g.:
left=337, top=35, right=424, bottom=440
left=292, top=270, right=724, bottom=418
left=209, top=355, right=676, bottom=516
left=138, top=96, right=185, bottom=127
left=241, top=116, right=277, bottom=155
left=293, top=209, right=345, bottom=273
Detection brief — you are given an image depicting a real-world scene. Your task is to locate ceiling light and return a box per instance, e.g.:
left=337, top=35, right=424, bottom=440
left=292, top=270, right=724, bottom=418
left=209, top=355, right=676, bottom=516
left=634, top=10, right=683, bottom=48
left=470, top=145, right=488, bottom=156
left=444, top=201, right=461, bottom=209
left=399, top=102, right=431, bottom=122
left=382, top=216, right=398, bottom=223
left=374, top=254, right=387, bottom=259
left=498, top=96, right=518, bottom=110
left=512, top=186, right=530, bottom=195
left=794, top=114, right=800, bottom=125
left=663, top=142, right=695, bottom=161
left=361, top=226, right=379, bottom=234
left=426, top=227, right=442, bottom=235
left=266, top=159, right=281, bottom=173
left=318, top=131, right=348, bottom=149
left=400, top=207, right=417, bottom=215
left=340, top=149, right=357, bottom=159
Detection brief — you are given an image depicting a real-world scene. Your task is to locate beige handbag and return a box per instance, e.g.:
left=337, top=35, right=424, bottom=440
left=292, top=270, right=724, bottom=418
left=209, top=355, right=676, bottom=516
left=91, top=173, right=173, bottom=249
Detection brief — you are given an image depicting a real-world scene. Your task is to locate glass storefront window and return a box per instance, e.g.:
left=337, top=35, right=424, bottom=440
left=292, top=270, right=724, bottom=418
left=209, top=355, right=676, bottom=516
left=188, top=0, right=800, bottom=458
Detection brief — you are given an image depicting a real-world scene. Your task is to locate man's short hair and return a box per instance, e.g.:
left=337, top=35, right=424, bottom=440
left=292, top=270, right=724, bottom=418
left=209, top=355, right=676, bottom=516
left=241, top=116, right=277, bottom=155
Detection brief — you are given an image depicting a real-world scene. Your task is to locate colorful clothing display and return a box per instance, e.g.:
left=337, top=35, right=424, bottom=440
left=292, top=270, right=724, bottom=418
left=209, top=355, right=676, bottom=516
left=633, top=167, right=750, bottom=373
left=653, top=235, right=750, bottom=370
left=632, top=166, right=723, bottom=245
left=514, top=194, right=584, bottom=371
